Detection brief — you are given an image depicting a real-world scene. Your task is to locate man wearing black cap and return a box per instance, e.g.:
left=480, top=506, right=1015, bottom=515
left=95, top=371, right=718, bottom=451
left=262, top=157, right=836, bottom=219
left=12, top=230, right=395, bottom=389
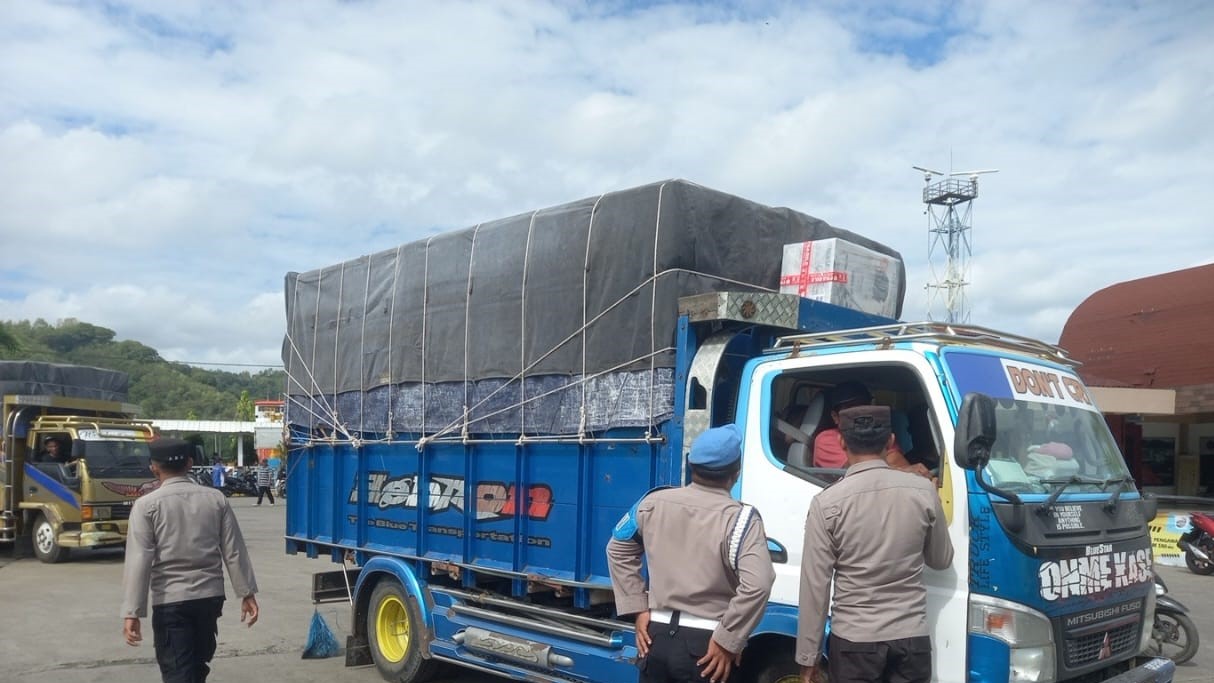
left=607, top=424, right=775, bottom=683
left=796, top=406, right=953, bottom=683
left=121, top=438, right=260, bottom=683
left=811, top=381, right=906, bottom=470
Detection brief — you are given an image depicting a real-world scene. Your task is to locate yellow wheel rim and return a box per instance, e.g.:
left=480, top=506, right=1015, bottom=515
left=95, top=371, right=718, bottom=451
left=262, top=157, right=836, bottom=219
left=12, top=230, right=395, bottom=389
left=375, top=594, right=411, bottom=663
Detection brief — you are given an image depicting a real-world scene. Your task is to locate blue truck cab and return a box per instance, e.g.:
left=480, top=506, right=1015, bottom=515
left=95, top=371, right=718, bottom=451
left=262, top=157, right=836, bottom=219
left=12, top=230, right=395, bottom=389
left=281, top=181, right=1173, bottom=683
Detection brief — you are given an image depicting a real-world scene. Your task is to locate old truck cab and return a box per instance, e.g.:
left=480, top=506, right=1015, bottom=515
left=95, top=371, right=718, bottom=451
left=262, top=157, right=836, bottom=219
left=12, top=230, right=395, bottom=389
left=2, top=366, right=158, bottom=563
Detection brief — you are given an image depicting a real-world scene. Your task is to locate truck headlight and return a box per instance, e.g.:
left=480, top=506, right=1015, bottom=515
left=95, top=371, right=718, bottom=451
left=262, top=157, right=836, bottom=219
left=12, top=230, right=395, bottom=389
left=970, top=594, right=1056, bottom=683
left=82, top=505, right=112, bottom=521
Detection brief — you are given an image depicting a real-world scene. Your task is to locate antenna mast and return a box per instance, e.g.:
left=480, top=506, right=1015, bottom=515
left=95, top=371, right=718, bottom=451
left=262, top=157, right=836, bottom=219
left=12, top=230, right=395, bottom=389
left=911, top=165, right=998, bottom=323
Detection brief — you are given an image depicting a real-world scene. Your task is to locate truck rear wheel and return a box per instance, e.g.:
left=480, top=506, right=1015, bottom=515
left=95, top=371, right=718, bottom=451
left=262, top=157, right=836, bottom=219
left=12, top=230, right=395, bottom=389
left=367, top=578, right=439, bottom=683
left=32, top=514, right=67, bottom=564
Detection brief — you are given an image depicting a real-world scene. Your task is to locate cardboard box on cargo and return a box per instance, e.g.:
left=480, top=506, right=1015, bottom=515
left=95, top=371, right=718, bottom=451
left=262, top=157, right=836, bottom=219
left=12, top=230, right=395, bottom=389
left=779, top=237, right=898, bottom=318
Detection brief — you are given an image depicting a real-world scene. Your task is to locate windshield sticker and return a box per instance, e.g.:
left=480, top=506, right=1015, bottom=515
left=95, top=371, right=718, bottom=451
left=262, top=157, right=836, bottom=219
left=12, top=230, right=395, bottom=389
left=76, top=429, right=147, bottom=441
left=1000, top=359, right=1098, bottom=413
left=1038, top=547, right=1152, bottom=601
left=946, top=353, right=1098, bottom=413
left=1051, top=505, right=1084, bottom=531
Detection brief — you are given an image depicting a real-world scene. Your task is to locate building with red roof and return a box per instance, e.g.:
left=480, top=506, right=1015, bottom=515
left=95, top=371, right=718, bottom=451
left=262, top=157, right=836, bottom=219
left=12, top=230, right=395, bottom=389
left=1059, top=263, right=1214, bottom=495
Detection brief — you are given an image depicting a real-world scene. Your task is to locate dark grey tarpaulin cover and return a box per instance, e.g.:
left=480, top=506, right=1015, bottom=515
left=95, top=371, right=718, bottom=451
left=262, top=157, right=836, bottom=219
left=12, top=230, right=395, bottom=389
left=283, top=179, right=905, bottom=436
left=0, top=361, right=129, bottom=403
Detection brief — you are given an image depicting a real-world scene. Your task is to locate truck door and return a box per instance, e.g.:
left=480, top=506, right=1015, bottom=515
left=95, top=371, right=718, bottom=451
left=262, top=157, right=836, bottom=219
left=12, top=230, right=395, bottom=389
left=737, top=349, right=968, bottom=683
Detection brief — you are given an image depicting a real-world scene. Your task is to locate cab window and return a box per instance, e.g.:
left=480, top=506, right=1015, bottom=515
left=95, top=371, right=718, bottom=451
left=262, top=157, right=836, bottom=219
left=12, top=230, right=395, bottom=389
left=766, top=363, right=942, bottom=488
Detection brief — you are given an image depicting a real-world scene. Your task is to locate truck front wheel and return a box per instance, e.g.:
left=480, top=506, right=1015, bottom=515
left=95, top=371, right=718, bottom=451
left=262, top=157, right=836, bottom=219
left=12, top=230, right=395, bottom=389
left=32, top=514, right=67, bottom=564
left=752, top=648, right=826, bottom=683
left=367, top=578, right=439, bottom=683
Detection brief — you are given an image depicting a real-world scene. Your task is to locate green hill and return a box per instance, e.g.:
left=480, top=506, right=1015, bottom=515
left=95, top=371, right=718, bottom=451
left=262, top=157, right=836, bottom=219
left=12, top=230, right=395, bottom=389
left=0, top=318, right=284, bottom=420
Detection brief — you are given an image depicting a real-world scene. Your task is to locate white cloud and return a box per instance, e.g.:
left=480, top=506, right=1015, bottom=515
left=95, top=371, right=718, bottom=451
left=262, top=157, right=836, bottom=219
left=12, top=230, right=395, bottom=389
left=0, top=0, right=1211, bottom=370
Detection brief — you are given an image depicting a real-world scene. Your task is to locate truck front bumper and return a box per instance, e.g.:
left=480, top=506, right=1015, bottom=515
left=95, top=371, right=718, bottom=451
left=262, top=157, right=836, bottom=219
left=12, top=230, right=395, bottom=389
left=60, top=520, right=129, bottom=548
left=1102, top=658, right=1176, bottom=683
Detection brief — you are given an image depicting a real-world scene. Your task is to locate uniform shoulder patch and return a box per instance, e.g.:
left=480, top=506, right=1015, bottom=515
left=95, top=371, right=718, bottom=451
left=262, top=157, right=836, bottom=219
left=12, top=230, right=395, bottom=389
left=611, top=486, right=672, bottom=542
left=612, top=505, right=640, bottom=542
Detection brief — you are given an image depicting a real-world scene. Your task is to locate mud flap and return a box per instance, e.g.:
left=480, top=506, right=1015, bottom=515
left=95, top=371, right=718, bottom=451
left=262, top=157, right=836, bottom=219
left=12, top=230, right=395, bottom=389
left=345, top=634, right=373, bottom=667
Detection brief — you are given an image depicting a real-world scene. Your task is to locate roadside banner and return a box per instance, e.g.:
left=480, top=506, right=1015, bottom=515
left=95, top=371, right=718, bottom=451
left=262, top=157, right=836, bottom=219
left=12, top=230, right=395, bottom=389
left=1150, top=512, right=1191, bottom=567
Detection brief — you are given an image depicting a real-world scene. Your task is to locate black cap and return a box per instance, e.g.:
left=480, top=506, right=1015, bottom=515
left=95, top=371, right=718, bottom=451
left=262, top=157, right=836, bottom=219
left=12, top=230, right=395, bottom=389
left=837, top=405, right=891, bottom=434
left=829, top=381, right=872, bottom=410
left=149, top=438, right=193, bottom=465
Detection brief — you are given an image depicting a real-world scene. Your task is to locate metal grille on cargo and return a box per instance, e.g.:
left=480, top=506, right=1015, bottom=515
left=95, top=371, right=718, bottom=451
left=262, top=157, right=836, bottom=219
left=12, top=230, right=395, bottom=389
left=1064, top=621, right=1139, bottom=669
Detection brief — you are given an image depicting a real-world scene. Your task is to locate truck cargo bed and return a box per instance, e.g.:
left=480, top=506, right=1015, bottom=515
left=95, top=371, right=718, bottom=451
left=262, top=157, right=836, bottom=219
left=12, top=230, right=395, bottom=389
left=285, top=425, right=681, bottom=598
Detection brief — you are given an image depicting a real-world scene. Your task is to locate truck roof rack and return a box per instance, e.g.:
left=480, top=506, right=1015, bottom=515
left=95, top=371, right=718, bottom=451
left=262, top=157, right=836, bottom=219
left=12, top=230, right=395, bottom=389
left=772, top=321, right=1075, bottom=366
left=32, top=415, right=156, bottom=436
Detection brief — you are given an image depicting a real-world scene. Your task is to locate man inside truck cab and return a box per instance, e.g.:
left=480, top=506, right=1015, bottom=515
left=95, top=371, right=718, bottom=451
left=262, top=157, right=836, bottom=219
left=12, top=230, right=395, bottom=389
left=36, top=436, right=71, bottom=464
left=812, top=382, right=906, bottom=469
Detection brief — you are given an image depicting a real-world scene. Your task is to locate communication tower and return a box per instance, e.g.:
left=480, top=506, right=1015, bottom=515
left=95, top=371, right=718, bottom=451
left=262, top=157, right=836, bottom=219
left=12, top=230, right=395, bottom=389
left=912, top=165, right=998, bottom=323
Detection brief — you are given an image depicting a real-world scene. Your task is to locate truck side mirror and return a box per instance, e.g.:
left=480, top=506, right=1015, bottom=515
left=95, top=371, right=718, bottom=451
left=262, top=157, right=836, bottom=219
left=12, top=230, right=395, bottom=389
left=61, top=461, right=81, bottom=490
left=954, top=393, right=997, bottom=471
left=71, top=440, right=85, bottom=459
left=767, top=538, right=788, bottom=564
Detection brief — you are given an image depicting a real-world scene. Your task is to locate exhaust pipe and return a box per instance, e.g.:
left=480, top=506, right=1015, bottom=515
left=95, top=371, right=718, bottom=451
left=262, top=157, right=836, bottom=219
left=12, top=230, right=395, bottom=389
left=1179, top=540, right=1212, bottom=563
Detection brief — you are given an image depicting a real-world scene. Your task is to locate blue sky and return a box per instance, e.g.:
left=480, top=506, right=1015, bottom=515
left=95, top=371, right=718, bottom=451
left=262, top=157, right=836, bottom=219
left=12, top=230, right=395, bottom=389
left=1, top=0, right=1212, bottom=368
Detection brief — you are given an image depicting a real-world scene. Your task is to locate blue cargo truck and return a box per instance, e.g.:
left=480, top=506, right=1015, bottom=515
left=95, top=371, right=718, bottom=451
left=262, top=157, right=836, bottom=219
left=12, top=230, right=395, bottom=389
left=282, top=180, right=1173, bottom=683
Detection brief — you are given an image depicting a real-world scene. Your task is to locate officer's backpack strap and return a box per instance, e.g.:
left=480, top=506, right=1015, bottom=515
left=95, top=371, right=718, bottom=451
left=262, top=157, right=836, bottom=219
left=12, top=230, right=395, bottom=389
left=612, top=486, right=674, bottom=543
left=727, top=504, right=757, bottom=572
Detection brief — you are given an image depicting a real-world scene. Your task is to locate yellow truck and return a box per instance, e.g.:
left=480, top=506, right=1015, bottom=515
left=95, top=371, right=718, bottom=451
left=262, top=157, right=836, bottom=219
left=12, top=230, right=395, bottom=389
left=0, top=362, right=159, bottom=563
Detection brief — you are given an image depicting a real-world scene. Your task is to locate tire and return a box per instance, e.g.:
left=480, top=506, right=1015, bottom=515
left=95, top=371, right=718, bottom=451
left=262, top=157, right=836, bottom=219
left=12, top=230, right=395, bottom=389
left=32, top=514, right=67, bottom=564
left=367, top=579, right=440, bottom=683
left=753, top=647, right=825, bottom=683
left=1184, top=548, right=1214, bottom=575
left=1148, top=609, right=1200, bottom=665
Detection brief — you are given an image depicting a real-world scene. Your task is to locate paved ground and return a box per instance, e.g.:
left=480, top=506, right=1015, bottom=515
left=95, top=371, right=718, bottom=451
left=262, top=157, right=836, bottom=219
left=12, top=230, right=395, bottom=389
left=0, top=497, right=479, bottom=683
left=1, top=498, right=1210, bottom=682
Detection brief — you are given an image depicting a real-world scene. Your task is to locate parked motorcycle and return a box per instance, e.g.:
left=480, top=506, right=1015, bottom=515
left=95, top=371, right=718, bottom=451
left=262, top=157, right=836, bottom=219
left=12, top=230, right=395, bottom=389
left=1145, top=573, right=1199, bottom=664
left=1178, top=511, right=1214, bottom=575
left=221, top=469, right=260, bottom=497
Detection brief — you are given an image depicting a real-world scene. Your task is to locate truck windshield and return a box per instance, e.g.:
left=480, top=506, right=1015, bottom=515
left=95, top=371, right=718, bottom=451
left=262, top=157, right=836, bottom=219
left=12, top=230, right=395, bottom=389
left=945, top=350, right=1134, bottom=495
left=80, top=440, right=152, bottom=478
left=984, top=399, right=1132, bottom=493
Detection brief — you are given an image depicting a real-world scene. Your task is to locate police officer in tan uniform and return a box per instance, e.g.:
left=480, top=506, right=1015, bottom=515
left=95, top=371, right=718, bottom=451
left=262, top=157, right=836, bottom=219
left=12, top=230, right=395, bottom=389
left=796, top=406, right=953, bottom=683
left=121, top=438, right=260, bottom=683
left=607, top=424, right=776, bottom=683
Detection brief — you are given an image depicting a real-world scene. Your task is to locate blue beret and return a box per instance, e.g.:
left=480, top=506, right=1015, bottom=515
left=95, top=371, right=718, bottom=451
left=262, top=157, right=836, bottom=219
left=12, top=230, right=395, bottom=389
left=688, top=424, right=743, bottom=469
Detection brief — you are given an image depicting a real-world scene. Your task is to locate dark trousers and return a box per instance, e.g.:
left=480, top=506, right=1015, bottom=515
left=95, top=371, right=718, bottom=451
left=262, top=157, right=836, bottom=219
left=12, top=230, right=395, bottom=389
left=638, top=620, right=737, bottom=683
left=828, top=633, right=932, bottom=683
left=152, top=596, right=225, bottom=683
left=256, top=485, right=274, bottom=504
